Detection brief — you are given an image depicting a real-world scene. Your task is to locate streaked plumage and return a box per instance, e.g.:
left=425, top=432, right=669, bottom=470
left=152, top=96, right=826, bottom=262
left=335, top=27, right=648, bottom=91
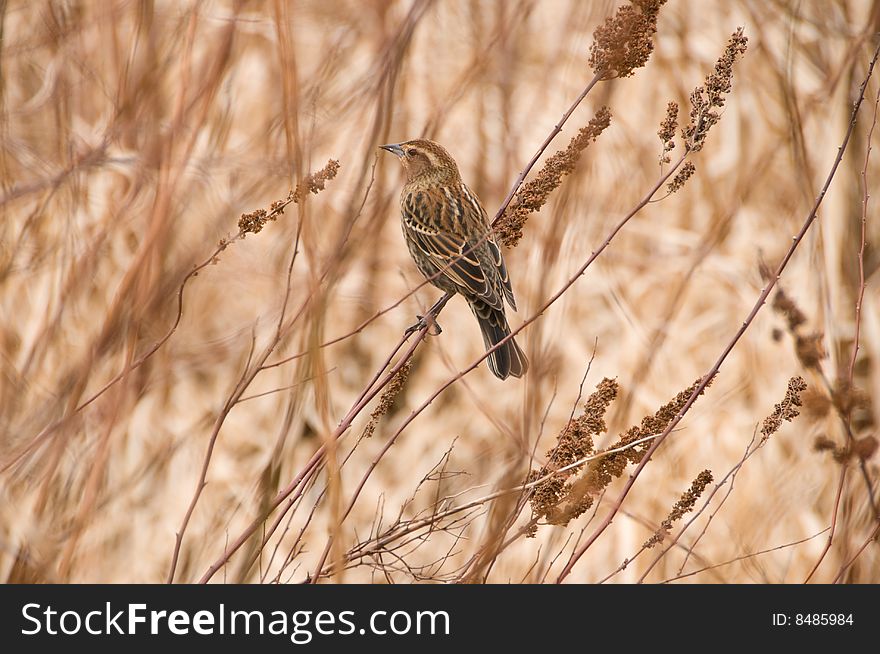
left=380, top=139, right=528, bottom=380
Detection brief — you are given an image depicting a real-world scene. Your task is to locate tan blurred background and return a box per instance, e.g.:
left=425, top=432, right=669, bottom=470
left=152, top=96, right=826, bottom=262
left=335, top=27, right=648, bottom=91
left=1, top=0, right=878, bottom=583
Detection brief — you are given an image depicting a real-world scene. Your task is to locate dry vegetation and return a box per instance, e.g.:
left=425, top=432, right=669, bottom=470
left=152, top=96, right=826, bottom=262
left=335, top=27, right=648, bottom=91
left=1, top=0, right=879, bottom=584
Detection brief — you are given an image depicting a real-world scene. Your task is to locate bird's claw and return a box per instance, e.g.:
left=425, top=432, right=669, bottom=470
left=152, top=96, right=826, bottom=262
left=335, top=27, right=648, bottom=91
left=405, top=313, right=442, bottom=337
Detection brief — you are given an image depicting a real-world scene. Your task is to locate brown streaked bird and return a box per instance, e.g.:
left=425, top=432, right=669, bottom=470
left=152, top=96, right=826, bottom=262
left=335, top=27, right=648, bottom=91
left=380, top=139, right=528, bottom=380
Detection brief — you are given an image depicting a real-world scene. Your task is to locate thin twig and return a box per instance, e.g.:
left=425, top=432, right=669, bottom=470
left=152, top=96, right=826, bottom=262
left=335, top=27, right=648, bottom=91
left=832, top=520, right=880, bottom=583
left=660, top=528, right=830, bottom=583
left=804, top=463, right=849, bottom=583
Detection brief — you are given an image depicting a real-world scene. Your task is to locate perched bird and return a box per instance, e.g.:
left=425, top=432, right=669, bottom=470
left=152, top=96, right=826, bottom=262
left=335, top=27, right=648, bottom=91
left=380, top=139, right=528, bottom=380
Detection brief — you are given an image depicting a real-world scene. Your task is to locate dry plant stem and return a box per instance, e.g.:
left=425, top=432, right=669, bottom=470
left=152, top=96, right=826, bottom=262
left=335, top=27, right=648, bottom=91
left=848, top=75, right=879, bottom=384
left=266, top=431, right=373, bottom=584
left=834, top=78, right=880, bottom=517
left=500, top=350, right=600, bottom=557
left=556, top=40, right=880, bottom=584
left=490, top=72, right=602, bottom=226
left=6, top=13, right=248, bottom=471
left=674, top=434, right=757, bottom=575
left=804, top=463, right=849, bottom=583
left=2, top=229, right=247, bottom=472
left=661, top=528, right=830, bottom=583
left=602, top=457, right=726, bottom=583
left=596, top=541, right=647, bottom=584
left=455, top=357, right=597, bottom=581
left=821, top=86, right=880, bottom=584
left=817, top=371, right=879, bottom=520
left=168, top=160, right=366, bottom=583
left=264, top=284, right=436, bottom=370
left=610, top=507, right=722, bottom=581
left=631, top=430, right=760, bottom=583
left=256, top=333, right=416, bottom=573
left=168, top=233, right=303, bottom=583
left=201, top=438, right=324, bottom=584
left=832, top=520, right=880, bottom=583
left=447, top=370, right=577, bottom=582
left=169, top=218, right=339, bottom=583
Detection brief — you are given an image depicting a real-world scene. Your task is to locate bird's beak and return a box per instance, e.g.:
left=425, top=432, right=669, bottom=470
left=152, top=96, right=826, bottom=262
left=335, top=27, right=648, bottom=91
left=379, top=143, right=405, bottom=157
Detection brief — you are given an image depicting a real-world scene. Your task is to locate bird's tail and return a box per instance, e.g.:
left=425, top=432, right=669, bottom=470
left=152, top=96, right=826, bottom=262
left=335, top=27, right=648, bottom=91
left=469, top=299, right=528, bottom=380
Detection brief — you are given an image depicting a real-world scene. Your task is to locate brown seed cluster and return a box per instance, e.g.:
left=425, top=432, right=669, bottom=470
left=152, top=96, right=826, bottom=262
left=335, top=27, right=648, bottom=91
left=769, top=281, right=875, bottom=462
left=237, top=159, right=341, bottom=236
left=667, top=161, right=696, bottom=194
left=362, top=359, right=412, bottom=439
left=683, top=28, right=748, bottom=152
left=760, top=376, right=807, bottom=443
left=658, top=101, right=678, bottom=163
left=588, top=0, right=668, bottom=80
left=529, top=377, right=711, bottom=529
left=237, top=207, right=272, bottom=236
left=292, top=159, right=341, bottom=202
left=528, top=378, right=618, bottom=529
left=644, top=469, right=714, bottom=548
left=496, top=107, right=612, bottom=248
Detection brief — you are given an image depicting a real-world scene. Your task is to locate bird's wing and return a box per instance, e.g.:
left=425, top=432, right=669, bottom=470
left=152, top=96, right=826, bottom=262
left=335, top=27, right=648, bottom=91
left=487, top=236, right=517, bottom=311
left=402, top=191, right=503, bottom=310
left=405, top=223, right=505, bottom=311
left=459, top=184, right=518, bottom=312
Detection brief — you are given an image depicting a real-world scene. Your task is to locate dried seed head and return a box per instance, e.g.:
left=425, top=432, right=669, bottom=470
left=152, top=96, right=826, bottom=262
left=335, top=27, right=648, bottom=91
left=802, top=386, right=832, bottom=419
left=497, top=107, right=612, bottom=248
left=667, top=160, right=696, bottom=194
left=814, top=435, right=850, bottom=464
left=761, top=376, right=808, bottom=442
left=536, top=377, right=712, bottom=528
left=831, top=378, right=870, bottom=416
left=658, top=101, right=679, bottom=162
left=528, top=378, right=618, bottom=527
left=238, top=208, right=270, bottom=236
left=644, top=469, right=713, bottom=548
left=362, top=359, right=412, bottom=439
left=683, top=28, right=748, bottom=151
left=292, top=159, right=341, bottom=203
left=589, top=0, right=668, bottom=80
left=238, top=159, right=340, bottom=236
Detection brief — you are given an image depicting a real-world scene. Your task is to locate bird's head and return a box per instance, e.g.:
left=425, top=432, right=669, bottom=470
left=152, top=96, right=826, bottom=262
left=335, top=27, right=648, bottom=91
left=379, top=139, right=461, bottom=186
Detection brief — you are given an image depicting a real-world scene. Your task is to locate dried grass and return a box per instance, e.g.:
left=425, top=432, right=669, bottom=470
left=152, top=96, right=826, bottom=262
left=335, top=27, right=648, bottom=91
left=1, top=0, right=879, bottom=584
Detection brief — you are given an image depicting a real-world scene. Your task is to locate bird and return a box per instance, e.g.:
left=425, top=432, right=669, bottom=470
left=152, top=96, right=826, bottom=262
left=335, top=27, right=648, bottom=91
left=380, top=139, right=528, bottom=380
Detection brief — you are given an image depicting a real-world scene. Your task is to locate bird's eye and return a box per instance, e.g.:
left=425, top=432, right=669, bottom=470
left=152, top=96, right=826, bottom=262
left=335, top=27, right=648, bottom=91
left=406, top=148, right=418, bottom=157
